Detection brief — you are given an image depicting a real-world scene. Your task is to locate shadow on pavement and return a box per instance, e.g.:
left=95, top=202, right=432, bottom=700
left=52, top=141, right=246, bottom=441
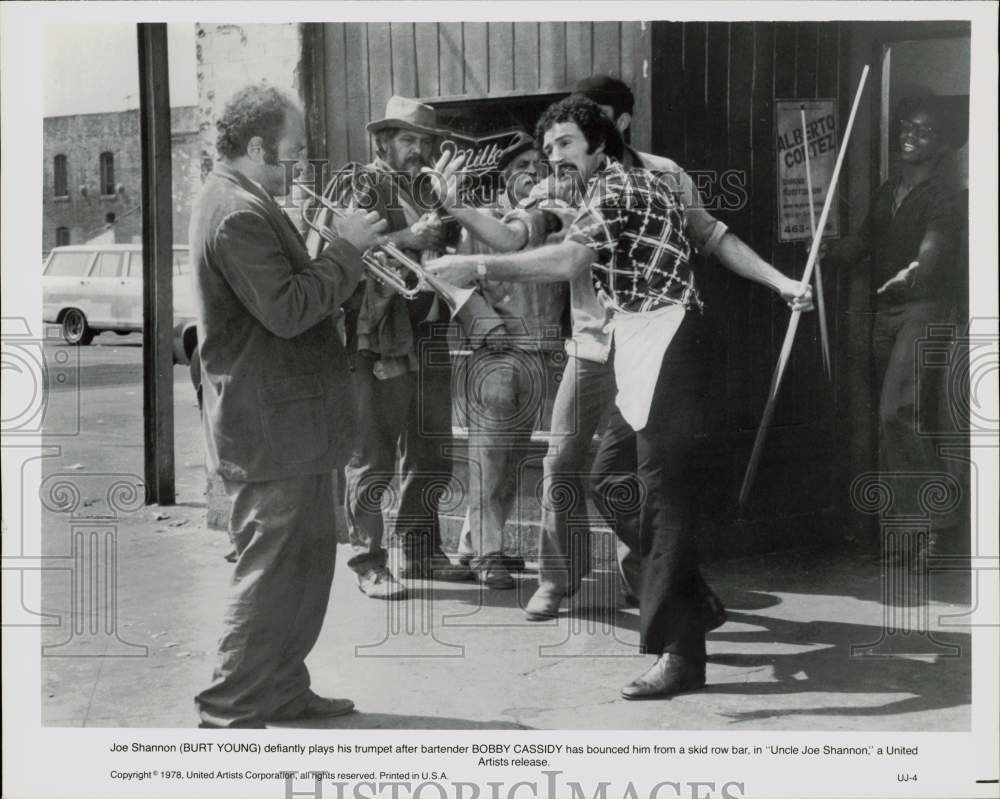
left=267, top=711, right=530, bottom=729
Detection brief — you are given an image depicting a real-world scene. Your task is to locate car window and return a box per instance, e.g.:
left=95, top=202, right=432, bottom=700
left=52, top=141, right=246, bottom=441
left=92, top=251, right=124, bottom=278
left=44, top=251, right=94, bottom=277
left=173, top=250, right=190, bottom=276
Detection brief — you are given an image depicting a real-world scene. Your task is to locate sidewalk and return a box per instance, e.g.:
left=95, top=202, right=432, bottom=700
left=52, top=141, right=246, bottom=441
left=38, top=503, right=975, bottom=731
left=35, top=370, right=974, bottom=731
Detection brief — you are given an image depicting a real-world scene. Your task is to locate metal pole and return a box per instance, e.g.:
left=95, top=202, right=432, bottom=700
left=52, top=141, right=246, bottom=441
left=137, top=23, right=175, bottom=505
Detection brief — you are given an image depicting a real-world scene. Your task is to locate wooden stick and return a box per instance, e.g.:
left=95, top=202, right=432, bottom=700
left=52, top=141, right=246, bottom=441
left=738, top=65, right=869, bottom=508
left=801, top=106, right=832, bottom=381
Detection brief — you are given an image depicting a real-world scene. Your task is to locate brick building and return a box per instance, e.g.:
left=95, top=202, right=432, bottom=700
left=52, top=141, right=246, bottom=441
left=42, top=106, right=201, bottom=256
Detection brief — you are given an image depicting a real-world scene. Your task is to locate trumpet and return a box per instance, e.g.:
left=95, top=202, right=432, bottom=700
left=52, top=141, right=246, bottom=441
left=293, top=181, right=474, bottom=312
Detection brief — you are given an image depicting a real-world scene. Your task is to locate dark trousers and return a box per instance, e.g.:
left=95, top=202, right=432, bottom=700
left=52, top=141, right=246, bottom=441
left=343, top=327, right=453, bottom=572
left=872, top=300, right=961, bottom=530
left=608, top=316, right=709, bottom=659
left=591, top=408, right=718, bottom=615
left=196, top=473, right=336, bottom=728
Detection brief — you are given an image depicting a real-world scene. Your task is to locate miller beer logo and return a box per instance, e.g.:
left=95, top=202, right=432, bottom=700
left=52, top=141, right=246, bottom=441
left=433, top=127, right=529, bottom=207
left=438, top=128, right=526, bottom=175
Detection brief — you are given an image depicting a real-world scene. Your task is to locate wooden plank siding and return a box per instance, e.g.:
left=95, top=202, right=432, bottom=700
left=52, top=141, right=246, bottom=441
left=305, top=20, right=852, bottom=555
left=643, top=21, right=850, bottom=542
left=312, top=21, right=647, bottom=165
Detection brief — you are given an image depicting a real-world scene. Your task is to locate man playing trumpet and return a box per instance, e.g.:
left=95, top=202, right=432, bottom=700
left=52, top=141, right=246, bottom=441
left=192, top=85, right=387, bottom=727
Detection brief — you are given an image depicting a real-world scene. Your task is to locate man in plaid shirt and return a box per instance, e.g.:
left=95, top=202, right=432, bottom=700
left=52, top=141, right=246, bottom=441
left=428, top=95, right=811, bottom=700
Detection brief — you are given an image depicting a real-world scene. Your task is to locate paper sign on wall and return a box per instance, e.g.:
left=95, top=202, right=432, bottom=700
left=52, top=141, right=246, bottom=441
left=775, top=99, right=840, bottom=242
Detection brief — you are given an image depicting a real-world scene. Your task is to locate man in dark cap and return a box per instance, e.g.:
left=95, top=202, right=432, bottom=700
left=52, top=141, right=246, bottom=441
left=444, top=131, right=568, bottom=588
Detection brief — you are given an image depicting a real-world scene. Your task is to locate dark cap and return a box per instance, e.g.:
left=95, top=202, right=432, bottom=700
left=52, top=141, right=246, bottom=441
left=574, top=74, right=634, bottom=116
left=496, top=131, right=538, bottom=172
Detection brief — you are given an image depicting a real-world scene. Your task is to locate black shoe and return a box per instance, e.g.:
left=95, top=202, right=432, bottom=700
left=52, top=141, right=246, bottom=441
left=399, top=549, right=472, bottom=581
left=264, top=691, right=355, bottom=722
left=620, top=654, right=706, bottom=700
left=459, top=552, right=526, bottom=573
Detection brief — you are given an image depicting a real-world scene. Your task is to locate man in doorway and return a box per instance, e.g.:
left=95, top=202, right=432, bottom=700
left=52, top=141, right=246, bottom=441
left=428, top=96, right=812, bottom=698
left=191, top=84, right=386, bottom=727
left=825, top=95, right=969, bottom=557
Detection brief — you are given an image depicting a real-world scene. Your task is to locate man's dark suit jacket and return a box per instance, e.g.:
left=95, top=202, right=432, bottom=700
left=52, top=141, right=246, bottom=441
left=190, top=162, right=364, bottom=482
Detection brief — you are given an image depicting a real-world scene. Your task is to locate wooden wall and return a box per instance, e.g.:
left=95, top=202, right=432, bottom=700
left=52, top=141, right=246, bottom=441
left=643, top=22, right=852, bottom=549
left=306, top=22, right=644, bottom=168
left=303, top=20, right=866, bottom=556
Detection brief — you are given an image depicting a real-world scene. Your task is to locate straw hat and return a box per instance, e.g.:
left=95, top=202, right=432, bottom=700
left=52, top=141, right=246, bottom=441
left=366, top=95, right=442, bottom=137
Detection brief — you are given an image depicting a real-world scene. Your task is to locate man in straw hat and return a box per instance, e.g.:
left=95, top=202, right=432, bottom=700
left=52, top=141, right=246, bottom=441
left=330, top=96, right=505, bottom=599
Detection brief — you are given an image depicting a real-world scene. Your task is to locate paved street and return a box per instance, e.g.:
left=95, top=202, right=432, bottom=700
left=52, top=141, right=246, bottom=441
left=32, top=338, right=976, bottom=730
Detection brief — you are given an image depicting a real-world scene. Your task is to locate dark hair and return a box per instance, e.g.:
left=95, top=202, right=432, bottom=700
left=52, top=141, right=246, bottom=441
left=574, top=74, right=635, bottom=119
left=896, top=95, right=969, bottom=150
left=534, top=96, right=625, bottom=160
left=216, top=84, right=296, bottom=163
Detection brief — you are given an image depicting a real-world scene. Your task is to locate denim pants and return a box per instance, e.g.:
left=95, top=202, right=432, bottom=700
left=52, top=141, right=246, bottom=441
left=196, top=473, right=336, bottom=727
left=457, top=346, right=547, bottom=564
left=536, top=354, right=617, bottom=591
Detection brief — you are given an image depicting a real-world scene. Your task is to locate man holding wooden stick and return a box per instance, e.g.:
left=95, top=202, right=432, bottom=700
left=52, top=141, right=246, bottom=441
left=428, top=95, right=812, bottom=699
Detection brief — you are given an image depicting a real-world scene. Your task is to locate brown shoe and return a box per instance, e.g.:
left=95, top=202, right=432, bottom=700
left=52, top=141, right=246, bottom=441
left=620, top=654, right=706, bottom=700
left=264, top=691, right=355, bottom=722
left=471, top=554, right=515, bottom=590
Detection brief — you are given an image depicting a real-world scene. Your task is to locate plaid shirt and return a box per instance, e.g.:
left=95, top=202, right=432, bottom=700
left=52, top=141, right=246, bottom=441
left=567, top=157, right=702, bottom=314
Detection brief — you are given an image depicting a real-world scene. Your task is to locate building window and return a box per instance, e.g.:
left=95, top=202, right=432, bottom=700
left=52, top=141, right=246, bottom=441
left=53, top=154, right=68, bottom=198
left=55, top=227, right=70, bottom=246
left=99, top=152, right=115, bottom=196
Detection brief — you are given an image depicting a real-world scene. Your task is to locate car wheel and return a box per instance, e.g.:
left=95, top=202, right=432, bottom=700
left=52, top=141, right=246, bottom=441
left=61, top=309, right=94, bottom=346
